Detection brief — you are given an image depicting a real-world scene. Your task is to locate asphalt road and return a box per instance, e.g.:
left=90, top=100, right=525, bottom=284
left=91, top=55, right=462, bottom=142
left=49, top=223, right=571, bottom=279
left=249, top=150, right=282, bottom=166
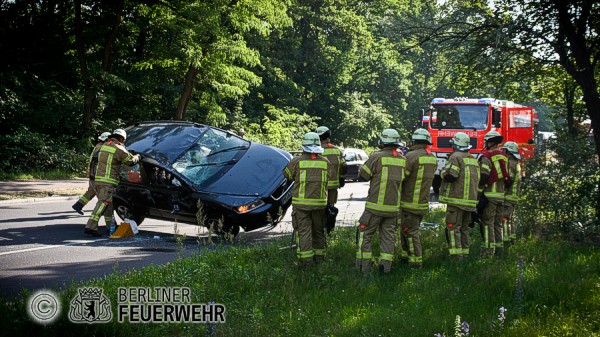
left=0, top=182, right=368, bottom=297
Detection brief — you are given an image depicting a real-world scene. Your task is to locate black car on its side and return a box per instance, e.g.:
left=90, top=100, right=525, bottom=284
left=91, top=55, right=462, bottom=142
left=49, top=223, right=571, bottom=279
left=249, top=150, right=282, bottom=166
left=113, top=121, right=293, bottom=237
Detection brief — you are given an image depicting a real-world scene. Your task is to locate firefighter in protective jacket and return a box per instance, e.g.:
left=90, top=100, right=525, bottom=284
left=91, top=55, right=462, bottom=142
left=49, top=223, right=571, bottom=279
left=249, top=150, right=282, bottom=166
left=399, top=128, right=436, bottom=267
left=356, top=129, right=406, bottom=273
left=284, top=132, right=334, bottom=263
left=440, top=132, right=480, bottom=259
left=85, top=129, right=139, bottom=237
left=316, top=126, right=347, bottom=234
left=72, top=131, right=111, bottom=215
left=478, top=131, right=510, bottom=256
left=501, top=141, right=522, bottom=245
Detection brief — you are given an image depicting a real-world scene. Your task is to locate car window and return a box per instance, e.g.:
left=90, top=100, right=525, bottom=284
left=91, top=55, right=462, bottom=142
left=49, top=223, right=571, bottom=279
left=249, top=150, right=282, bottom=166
left=171, top=128, right=249, bottom=185
left=345, top=152, right=357, bottom=162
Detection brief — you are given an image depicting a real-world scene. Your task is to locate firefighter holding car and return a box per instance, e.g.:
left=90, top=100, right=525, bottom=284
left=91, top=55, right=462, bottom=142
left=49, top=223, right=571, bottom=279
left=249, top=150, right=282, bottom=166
left=284, top=132, right=335, bottom=264
left=439, top=132, right=480, bottom=260
left=355, top=129, right=406, bottom=274
left=501, top=141, right=522, bottom=246
left=84, top=129, right=140, bottom=237
left=399, top=128, right=437, bottom=268
left=316, top=126, right=347, bottom=234
left=478, top=131, right=510, bottom=257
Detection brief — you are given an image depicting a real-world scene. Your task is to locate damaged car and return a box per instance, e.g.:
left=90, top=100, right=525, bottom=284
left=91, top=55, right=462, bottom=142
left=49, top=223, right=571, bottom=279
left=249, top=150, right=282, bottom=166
left=113, top=121, right=293, bottom=237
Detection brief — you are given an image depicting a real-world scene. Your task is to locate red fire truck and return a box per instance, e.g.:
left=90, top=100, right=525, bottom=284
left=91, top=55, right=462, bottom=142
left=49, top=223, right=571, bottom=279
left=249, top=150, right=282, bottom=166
left=417, top=97, right=538, bottom=194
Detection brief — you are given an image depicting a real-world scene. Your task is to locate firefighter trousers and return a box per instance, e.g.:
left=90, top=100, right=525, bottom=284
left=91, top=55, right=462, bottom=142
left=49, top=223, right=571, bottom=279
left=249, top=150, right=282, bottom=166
left=85, top=183, right=115, bottom=232
left=355, top=211, right=397, bottom=273
left=292, top=208, right=326, bottom=262
left=481, top=199, right=504, bottom=256
left=77, top=179, right=97, bottom=206
left=445, top=206, right=472, bottom=259
left=503, top=201, right=518, bottom=242
left=400, top=211, right=424, bottom=266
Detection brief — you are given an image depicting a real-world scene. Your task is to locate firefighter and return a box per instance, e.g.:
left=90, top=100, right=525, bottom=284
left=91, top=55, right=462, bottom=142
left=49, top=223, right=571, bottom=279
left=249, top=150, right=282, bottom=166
left=237, top=128, right=246, bottom=138
left=283, top=132, right=334, bottom=264
left=355, top=129, right=406, bottom=273
left=439, top=132, right=480, bottom=260
left=315, top=126, right=347, bottom=234
left=478, top=131, right=510, bottom=257
left=72, top=131, right=111, bottom=215
left=501, top=141, right=522, bottom=245
left=84, top=129, right=140, bottom=237
left=399, top=128, right=437, bottom=267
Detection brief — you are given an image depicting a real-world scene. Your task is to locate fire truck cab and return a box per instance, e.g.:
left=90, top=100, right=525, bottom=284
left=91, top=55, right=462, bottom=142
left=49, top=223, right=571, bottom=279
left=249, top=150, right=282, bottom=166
left=418, top=97, right=538, bottom=195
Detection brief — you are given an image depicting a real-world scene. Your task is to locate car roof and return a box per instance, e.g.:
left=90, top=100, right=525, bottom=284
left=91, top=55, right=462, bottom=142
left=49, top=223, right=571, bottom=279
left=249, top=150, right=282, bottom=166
left=125, top=121, right=234, bottom=164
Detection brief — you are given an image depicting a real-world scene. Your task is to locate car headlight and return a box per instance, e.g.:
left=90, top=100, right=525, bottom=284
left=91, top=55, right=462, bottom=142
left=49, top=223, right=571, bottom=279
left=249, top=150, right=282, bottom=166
left=235, top=199, right=266, bottom=214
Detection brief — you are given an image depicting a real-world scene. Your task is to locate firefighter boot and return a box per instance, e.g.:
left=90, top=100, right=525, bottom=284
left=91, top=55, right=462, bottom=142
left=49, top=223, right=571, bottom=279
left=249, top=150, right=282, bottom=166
left=72, top=200, right=85, bottom=215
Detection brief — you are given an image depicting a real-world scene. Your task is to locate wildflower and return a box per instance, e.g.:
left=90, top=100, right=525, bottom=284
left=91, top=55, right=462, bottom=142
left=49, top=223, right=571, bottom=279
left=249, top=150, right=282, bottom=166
left=498, top=306, right=507, bottom=326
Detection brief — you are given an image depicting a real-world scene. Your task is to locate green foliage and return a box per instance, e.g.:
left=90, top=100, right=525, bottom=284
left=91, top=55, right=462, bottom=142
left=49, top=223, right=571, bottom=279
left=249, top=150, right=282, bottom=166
left=249, top=104, right=319, bottom=151
left=0, top=126, right=88, bottom=175
left=518, top=130, right=600, bottom=242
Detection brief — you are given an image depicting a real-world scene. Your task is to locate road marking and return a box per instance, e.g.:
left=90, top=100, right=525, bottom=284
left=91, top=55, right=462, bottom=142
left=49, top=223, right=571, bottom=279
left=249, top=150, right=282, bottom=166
left=0, top=239, right=109, bottom=256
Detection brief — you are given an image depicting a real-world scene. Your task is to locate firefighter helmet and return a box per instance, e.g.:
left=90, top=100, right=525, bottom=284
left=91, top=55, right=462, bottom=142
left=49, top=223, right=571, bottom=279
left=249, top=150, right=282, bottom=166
left=98, top=132, right=111, bottom=142
left=501, top=141, right=521, bottom=159
left=412, top=128, right=432, bottom=144
left=484, top=131, right=503, bottom=147
left=451, top=132, right=472, bottom=151
left=301, top=132, right=324, bottom=154
left=316, top=126, right=331, bottom=140
left=112, top=128, right=127, bottom=141
left=379, top=129, right=405, bottom=147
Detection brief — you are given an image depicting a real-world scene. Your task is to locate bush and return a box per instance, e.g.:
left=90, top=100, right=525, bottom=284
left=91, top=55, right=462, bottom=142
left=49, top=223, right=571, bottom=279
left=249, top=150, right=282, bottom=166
left=517, top=134, right=600, bottom=243
left=0, top=126, right=88, bottom=176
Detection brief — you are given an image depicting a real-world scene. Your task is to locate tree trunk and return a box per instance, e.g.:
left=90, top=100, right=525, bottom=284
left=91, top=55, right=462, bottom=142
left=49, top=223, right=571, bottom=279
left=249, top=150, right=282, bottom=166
left=77, top=0, right=125, bottom=134
left=175, top=63, right=199, bottom=120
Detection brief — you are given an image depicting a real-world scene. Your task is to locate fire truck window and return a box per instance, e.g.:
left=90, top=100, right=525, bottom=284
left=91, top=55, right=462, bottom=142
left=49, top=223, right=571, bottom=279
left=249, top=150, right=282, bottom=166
left=430, top=105, right=488, bottom=130
left=510, top=110, right=532, bottom=128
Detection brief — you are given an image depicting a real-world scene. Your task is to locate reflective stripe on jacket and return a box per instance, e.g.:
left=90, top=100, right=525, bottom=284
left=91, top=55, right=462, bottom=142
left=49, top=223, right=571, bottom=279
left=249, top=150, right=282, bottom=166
left=360, top=147, right=406, bottom=216
left=440, top=151, right=480, bottom=211
left=284, top=153, right=333, bottom=211
left=400, top=144, right=436, bottom=214
left=94, top=138, right=138, bottom=185
left=88, top=142, right=104, bottom=179
left=320, top=140, right=346, bottom=189
left=505, top=156, right=521, bottom=202
left=479, top=150, right=508, bottom=201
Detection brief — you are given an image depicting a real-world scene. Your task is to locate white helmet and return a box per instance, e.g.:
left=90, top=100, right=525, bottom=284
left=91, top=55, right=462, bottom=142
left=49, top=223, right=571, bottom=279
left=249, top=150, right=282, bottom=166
left=301, top=132, right=324, bottom=154
left=451, top=132, right=472, bottom=151
left=501, top=141, right=521, bottom=159
left=112, top=128, right=127, bottom=141
left=98, top=132, right=111, bottom=142
left=412, top=128, right=432, bottom=145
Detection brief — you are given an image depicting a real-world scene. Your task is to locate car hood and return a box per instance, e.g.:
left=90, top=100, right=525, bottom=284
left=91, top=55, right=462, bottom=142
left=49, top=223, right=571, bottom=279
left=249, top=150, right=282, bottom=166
left=202, top=143, right=291, bottom=197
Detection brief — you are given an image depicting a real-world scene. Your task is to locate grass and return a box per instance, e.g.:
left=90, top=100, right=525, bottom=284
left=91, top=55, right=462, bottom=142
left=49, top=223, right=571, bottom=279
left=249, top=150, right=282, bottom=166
left=0, top=170, right=82, bottom=181
left=1, top=209, right=599, bottom=337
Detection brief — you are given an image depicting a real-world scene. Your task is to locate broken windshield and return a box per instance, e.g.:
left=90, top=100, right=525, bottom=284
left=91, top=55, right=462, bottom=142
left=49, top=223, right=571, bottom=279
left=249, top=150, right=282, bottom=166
left=172, top=128, right=250, bottom=185
left=430, top=104, right=489, bottom=130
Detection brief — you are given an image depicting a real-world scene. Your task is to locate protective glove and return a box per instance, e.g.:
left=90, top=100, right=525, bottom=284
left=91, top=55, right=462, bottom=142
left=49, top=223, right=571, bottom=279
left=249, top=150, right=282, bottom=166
left=339, top=177, right=345, bottom=188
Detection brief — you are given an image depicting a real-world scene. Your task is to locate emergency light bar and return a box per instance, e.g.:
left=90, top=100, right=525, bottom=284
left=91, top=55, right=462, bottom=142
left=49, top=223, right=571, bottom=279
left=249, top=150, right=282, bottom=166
left=430, top=97, right=525, bottom=107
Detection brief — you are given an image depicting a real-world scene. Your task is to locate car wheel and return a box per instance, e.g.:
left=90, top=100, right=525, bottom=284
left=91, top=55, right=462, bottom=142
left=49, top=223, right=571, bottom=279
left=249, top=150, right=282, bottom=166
left=114, top=199, right=145, bottom=225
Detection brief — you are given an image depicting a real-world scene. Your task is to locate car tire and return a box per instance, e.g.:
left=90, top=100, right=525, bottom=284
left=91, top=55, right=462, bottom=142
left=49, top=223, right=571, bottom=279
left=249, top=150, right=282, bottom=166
left=207, top=218, right=240, bottom=238
left=113, top=198, right=145, bottom=225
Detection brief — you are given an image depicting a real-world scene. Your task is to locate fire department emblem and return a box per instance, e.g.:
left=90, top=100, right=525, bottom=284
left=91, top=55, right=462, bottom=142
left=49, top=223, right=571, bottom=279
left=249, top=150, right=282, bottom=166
left=69, top=287, right=112, bottom=323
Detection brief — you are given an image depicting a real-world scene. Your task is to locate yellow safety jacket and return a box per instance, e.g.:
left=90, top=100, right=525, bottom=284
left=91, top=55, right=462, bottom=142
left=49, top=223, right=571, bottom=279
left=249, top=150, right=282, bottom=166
left=284, top=153, right=333, bottom=211
left=400, top=144, right=437, bottom=214
left=440, top=150, right=480, bottom=211
left=504, top=156, right=521, bottom=203
left=359, top=147, right=406, bottom=216
left=478, top=150, right=508, bottom=201
left=320, top=139, right=346, bottom=189
left=94, top=138, right=138, bottom=186
left=87, top=142, right=104, bottom=179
